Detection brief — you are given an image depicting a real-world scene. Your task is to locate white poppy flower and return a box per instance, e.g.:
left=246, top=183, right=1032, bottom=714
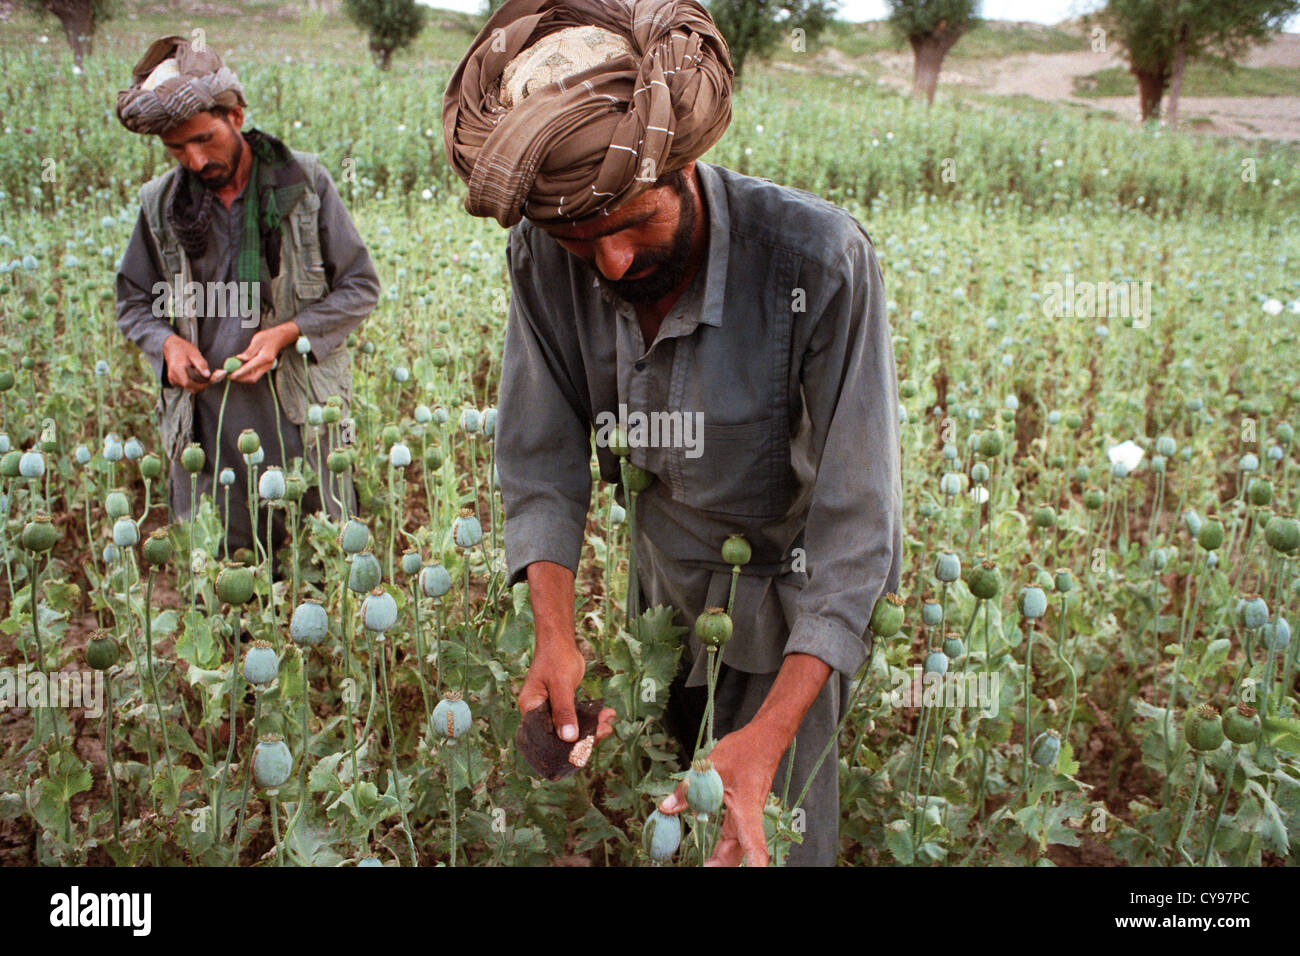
left=1108, top=440, right=1145, bottom=473
left=1262, top=298, right=1283, bottom=316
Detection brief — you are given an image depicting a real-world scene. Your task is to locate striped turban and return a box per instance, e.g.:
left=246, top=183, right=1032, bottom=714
left=116, top=35, right=246, bottom=135
left=442, top=0, right=734, bottom=228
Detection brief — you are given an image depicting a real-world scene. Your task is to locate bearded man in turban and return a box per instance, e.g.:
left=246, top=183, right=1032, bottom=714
left=115, top=36, right=379, bottom=557
left=445, top=0, right=902, bottom=866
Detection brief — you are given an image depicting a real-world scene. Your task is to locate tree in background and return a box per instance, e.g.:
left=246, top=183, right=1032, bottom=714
left=885, top=0, right=979, bottom=104
left=1095, top=0, right=1300, bottom=126
left=343, top=0, right=428, bottom=70
left=19, top=0, right=115, bottom=69
left=707, top=0, right=839, bottom=82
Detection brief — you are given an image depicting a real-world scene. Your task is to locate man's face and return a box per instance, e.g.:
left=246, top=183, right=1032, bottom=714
left=539, top=164, right=698, bottom=306
left=161, top=108, right=245, bottom=188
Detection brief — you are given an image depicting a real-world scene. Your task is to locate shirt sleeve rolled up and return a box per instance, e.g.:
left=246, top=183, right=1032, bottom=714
left=497, top=227, right=594, bottom=587
left=783, top=233, right=903, bottom=678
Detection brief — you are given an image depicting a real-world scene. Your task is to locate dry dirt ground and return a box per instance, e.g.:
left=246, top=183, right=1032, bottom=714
left=812, top=32, right=1300, bottom=142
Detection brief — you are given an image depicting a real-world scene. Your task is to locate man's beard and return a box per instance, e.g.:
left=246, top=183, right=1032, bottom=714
left=198, top=131, right=244, bottom=189
left=600, top=179, right=696, bottom=306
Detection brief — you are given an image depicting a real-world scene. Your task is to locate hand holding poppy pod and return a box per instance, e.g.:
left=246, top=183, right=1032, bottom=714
left=228, top=321, right=302, bottom=384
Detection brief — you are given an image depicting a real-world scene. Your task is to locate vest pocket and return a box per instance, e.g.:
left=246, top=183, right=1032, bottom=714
left=673, top=417, right=790, bottom=519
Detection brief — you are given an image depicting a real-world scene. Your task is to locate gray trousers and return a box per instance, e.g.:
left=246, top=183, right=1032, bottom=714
left=663, top=647, right=848, bottom=866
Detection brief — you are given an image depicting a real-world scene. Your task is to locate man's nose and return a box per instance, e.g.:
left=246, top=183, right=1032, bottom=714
left=593, top=236, right=635, bottom=281
left=181, top=144, right=207, bottom=171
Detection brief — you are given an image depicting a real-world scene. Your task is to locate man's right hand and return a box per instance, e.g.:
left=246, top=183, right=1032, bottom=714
left=163, top=334, right=226, bottom=394
left=519, top=561, right=617, bottom=744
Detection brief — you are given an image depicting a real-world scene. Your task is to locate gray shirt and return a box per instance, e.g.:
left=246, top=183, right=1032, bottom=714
left=497, top=161, right=903, bottom=686
left=115, top=157, right=379, bottom=550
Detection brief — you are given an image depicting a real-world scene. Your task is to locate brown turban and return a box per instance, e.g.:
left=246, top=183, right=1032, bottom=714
left=116, top=35, right=246, bottom=135
left=442, top=0, right=734, bottom=228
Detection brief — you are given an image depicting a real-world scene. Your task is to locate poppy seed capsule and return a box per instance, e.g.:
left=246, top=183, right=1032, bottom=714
left=0, top=451, right=20, bottom=478
left=112, top=518, right=139, bottom=548
left=223, top=357, right=242, bottom=375
left=459, top=408, right=481, bottom=435
left=686, top=759, right=724, bottom=816
left=216, top=562, right=255, bottom=606
left=433, top=692, right=472, bottom=738
left=362, top=588, right=399, bottom=633
left=219, top=467, right=235, bottom=486
left=283, top=475, right=305, bottom=503
left=1031, top=730, right=1061, bottom=768
left=1054, top=568, right=1073, bottom=593
left=327, top=448, right=349, bottom=473
left=401, top=549, right=422, bottom=576
left=1019, top=586, right=1048, bottom=619
left=609, top=503, right=627, bottom=525
left=940, top=472, right=962, bottom=496
left=0, top=370, right=12, bottom=391
left=1239, top=595, right=1268, bottom=630
left=1197, top=520, right=1225, bottom=551
left=977, top=429, right=1004, bottom=458
left=105, top=489, right=130, bottom=520
left=970, top=462, right=990, bottom=484
left=242, top=642, right=279, bottom=686
left=307, top=404, right=324, bottom=426
left=237, top=429, right=260, bottom=456
left=1264, top=515, right=1300, bottom=554
left=21, top=514, right=58, bottom=552
left=935, top=551, right=961, bottom=583
left=943, top=634, right=965, bottom=659
left=340, top=518, right=370, bottom=554
left=481, top=407, right=497, bottom=438
left=252, top=735, right=293, bottom=789
left=868, top=593, right=905, bottom=638
left=258, top=466, right=286, bottom=502
left=1185, top=704, right=1225, bottom=753
left=924, top=650, right=948, bottom=676
left=1183, top=510, right=1203, bottom=536
left=1223, top=704, right=1261, bottom=745
left=969, top=560, right=1001, bottom=600
left=103, top=435, right=124, bottom=462
left=322, top=404, right=342, bottom=425
left=1033, top=506, right=1055, bottom=529
left=624, top=463, right=653, bottom=492
left=1083, top=487, right=1104, bottom=511
left=348, top=551, right=383, bottom=594
left=643, top=808, right=681, bottom=861
left=139, top=452, right=162, bottom=480
left=143, top=528, right=173, bottom=566
left=1248, top=479, right=1273, bottom=507
left=290, top=599, right=329, bottom=646
left=1262, top=617, right=1291, bottom=653
left=419, top=563, right=452, bottom=600
left=74, top=444, right=90, bottom=466
left=18, top=450, right=44, bottom=479
left=245, top=447, right=264, bottom=467
left=721, top=533, right=751, bottom=567
left=921, top=601, right=943, bottom=626
left=181, top=443, right=205, bottom=474
left=695, top=607, right=733, bottom=648
left=389, top=442, right=412, bottom=468
left=453, top=509, right=483, bottom=549
left=296, top=335, right=312, bottom=355
left=124, top=437, right=144, bottom=460
left=84, top=631, right=120, bottom=671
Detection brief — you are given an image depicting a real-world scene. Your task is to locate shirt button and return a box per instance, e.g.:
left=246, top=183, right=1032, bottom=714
left=635, top=361, right=646, bottom=371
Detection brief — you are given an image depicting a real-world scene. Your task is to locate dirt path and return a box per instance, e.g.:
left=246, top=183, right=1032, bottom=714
left=854, top=33, right=1300, bottom=142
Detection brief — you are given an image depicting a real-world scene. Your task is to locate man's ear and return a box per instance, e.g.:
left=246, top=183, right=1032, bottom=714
left=226, top=105, right=245, bottom=132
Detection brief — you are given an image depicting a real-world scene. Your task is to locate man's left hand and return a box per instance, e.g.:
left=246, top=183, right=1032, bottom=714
left=657, top=723, right=783, bottom=867
left=229, top=323, right=300, bottom=384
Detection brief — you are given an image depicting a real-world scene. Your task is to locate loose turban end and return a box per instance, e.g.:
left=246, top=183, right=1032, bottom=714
left=116, top=34, right=247, bottom=136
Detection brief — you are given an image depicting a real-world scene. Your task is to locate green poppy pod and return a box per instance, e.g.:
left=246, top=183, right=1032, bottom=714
left=283, top=475, right=305, bottom=503
left=258, top=466, right=286, bottom=501
left=290, top=599, right=329, bottom=646
left=695, top=607, right=733, bottom=648
left=935, top=551, right=961, bottom=583
left=921, top=601, right=943, bottom=626
left=868, top=593, right=905, bottom=638
left=401, top=549, right=422, bottom=576
left=1033, top=506, right=1055, bottom=529
left=943, top=634, right=965, bottom=659
left=0, top=450, right=21, bottom=478
left=322, top=404, right=342, bottom=426
left=389, top=442, right=412, bottom=468
left=969, top=560, right=1002, bottom=600
left=104, top=489, right=130, bottom=520
left=642, top=808, right=681, bottom=862
left=721, top=533, right=752, bottom=567
left=1031, top=730, right=1061, bottom=768
left=327, top=448, right=350, bottom=474
left=970, top=462, right=990, bottom=484
left=609, top=503, right=627, bottom=525
left=686, top=758, right=724, bottom=816
left=362, top=588, right=399, bottom=633
left=414, top=405, right=432, bottom=424
left=1223, top=704, right=1261, bottom=746
left=84, top=631, right=120, bottom=671
left=224, top=356, right=243, bottom=375
left=481, top=407, right=497, bottom=438
left=348, top=551, right=383, bottom=594
left=20, top=514, right=59, bottom=553
left=1082, top=487, right=1104, bottom=511
left=242, top=642, right=279, bottom=687
left=181, top=443, right=205, bottom=474
left=419, top=563, right=452, bottom=600
left=0, top=369, right=12, bottom=391
left=624, top=463, right=653, bottom=492
left=1238, top=595, right=1268, bottom=630
left=1018, top=586, right=1048, bottom=619
left=339, top=518, right=370, bottom=554
left=1054, top=568, right=1073, bottom=593
left=432, top=692, right=472, bottom=738
left=143, top=528, right=173, bottom=566
left=1185, top=704, right=1225, bottom=753
left=452, top=508, right=483, bottom=549
left=216, top=562, right=255, bottom=606
left=237, top=429, right=261, bottom=456
left=139, top=453, right=163, bottom=480
left=977, top=429, right=1004, bottom=458
left=1197, top=520, right=1225, bottom=551
left=112, top=517, right=139, bottom=548
left=1248, top=479, right=1273, bottom=507
left=18, top=450, right=44, bottom=479
left=924, top=650, right=948, bottom=676
left=1264, top=515, right=1300, bottom=554
left=252, top=735, right=293, bottom=789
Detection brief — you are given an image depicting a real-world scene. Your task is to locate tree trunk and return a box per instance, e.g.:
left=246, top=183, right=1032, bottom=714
left=1166, top=24, right=1189, bottom=130
left=908, top=21, right=964, bottom=105
left=1132, top=68, right=1167, bottom=122
left=49, top=0, right=95, bottom=69
left=372, top=42, right=393, bottom=70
